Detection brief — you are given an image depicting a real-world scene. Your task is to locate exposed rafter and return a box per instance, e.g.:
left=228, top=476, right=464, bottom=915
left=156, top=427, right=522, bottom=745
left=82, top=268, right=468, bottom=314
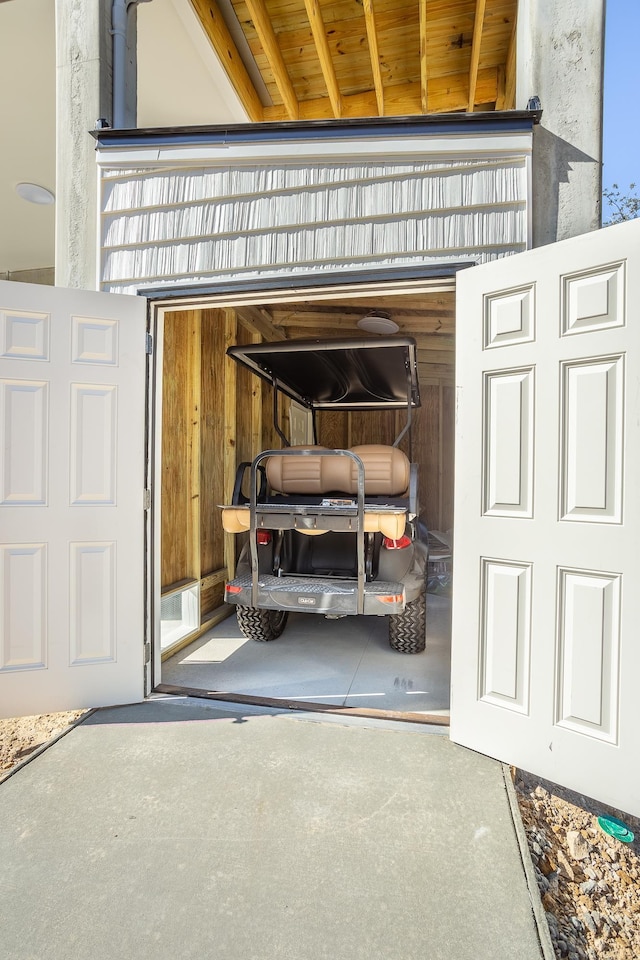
left=190, top=0, right=264, bottom=121
left=302, top=0, right=343, bottom=118
left=419, top=0, right=428, bottom=114
left=504, top=14, right=518, bottom=110
left=244, top=0, right=299, bottom=120
left=362, top=0, right=385, bottom=117
left=468, top=0, right=487, bottom=112
left=261, top=67, right=502, bottom=122
left=192, top=0, right=517, bottom=123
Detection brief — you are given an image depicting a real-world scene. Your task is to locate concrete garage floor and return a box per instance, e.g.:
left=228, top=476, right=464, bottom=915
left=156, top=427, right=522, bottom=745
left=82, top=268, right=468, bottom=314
left=163, top=595, right=451, bottom=716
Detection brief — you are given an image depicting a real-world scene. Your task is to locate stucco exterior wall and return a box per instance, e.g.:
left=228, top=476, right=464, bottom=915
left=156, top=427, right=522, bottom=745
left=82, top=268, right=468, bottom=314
left=54, top=0, right=137, bottom=289
left=516, top=0, right=605, bottom=244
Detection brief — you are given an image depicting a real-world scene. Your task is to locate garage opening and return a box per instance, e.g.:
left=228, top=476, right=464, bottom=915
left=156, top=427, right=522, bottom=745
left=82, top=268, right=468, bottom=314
left=152, top=279, right=454, bottom=721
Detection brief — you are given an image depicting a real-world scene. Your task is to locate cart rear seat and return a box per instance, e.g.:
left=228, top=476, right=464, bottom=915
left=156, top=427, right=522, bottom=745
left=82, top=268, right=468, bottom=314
left=265, top=444, right=410, bottom=497
left=221, top=445, right=411, bottom=539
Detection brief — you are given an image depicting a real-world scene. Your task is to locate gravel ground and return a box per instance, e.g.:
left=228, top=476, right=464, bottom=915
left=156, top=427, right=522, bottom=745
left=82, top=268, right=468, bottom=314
left=514, top=770, right=639, bottom=960
left=1, top=715, right=637, bottom=959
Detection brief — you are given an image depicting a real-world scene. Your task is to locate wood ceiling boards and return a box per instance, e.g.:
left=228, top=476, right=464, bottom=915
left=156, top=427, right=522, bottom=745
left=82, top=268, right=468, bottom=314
left=191, top=0, right=517, bottom=121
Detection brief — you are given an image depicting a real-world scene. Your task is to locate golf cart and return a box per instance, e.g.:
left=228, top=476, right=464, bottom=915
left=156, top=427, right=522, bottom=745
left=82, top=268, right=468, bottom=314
left=221, top=336, right=428, bottom=653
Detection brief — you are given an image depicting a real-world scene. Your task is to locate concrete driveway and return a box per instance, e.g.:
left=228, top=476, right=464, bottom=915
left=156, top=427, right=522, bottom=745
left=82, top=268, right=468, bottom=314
left=0, top=696, right=551, bottom=960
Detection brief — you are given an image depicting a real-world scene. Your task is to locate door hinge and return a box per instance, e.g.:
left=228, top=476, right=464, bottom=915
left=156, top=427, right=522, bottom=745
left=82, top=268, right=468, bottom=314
left=143, top=641, right=151, bottom=664
left=143, top=489, right=151, bottom=510
left=145, top=332, right=153, bottom=354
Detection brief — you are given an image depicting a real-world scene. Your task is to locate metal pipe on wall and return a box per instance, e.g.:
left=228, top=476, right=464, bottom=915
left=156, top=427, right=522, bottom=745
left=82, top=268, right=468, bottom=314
left=111, top=0, right=151, bottom=128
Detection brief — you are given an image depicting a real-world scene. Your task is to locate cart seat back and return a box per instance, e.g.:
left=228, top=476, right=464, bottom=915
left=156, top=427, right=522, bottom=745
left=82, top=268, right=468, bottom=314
left=265, top=444, right=410, bottom=497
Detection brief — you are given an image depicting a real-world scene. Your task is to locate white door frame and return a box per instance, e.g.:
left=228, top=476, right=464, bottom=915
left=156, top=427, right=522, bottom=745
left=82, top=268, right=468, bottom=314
left=146, top=272, right=459, bottom=689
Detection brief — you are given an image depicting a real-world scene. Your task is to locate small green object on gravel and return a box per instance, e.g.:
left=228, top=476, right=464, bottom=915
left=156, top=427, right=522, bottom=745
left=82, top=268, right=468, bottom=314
left=597, top=815, right=635, bottom=843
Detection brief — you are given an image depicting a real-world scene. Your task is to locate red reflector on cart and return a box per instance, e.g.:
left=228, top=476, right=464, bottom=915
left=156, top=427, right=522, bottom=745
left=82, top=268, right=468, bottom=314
left=226, top=584, right=242, bottom=594
left=256, top=530, right=272, bottom=544
left=380, top=594, right=404, bottom=604
left=382, top=535, right=412, bottom=550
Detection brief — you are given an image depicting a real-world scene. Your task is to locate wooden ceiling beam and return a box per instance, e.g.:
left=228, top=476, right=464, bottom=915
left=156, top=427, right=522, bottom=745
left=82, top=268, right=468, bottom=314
left=302, top=0, right=344, bottom=118
left=244, top=0, right=299, bottom=119
left=495, top=64, right=506, bottom=110
left=467, top=0, right=487, bottom=112
left=362, top=0, right=385, bottom=117
left=262, top=67, right=499, bottom=121
left=236, top=306, right=286, bottom=341
left=504, top=14, right=517, bottom=109
left=419, top=0, right=428, bottom=113
left=190, top=0, right=264, bottom=121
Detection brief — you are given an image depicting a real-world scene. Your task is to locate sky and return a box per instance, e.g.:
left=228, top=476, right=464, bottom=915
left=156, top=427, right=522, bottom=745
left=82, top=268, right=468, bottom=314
left=602, top=2, right=640, bottom=210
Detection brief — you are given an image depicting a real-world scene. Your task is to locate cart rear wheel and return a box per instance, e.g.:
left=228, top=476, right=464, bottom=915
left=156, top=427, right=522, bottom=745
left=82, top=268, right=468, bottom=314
left=236, top=606, right=289, bottom=642
left=388, top=593, right=426, bottom=653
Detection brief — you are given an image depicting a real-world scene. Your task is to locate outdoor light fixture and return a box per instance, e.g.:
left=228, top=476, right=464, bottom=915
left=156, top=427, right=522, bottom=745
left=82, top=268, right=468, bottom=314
left=356, top=312, right=399, bottom=335
left=15, top=182, right=55, bottom=205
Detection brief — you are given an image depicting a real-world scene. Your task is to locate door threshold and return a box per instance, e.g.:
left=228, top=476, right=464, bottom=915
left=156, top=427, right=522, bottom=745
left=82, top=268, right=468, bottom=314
left=155, top=682, right=449, bottom=727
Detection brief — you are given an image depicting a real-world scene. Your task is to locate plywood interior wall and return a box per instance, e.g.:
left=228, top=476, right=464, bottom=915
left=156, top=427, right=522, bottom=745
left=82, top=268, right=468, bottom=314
left=160, top=289, right=454, bottom=637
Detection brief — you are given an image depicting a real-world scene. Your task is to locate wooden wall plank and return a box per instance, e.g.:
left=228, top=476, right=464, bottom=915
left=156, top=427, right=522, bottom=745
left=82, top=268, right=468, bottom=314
left=200, top=309, right=226, bottom=582
left=250, top=330, right=263, bottom=458
left=349, top=410, right=397, bottom=447
left=161, top=310, right=201, bottom=590
left=223, top=309, right=238, bottom=579
left=441, top=384, right=455, bottom=532
left=189, top=312, right=202, bottom=588
left=200, top=582, right=225, bottom=621
left=236, top=321, right=257, bottom=469
left=316, top=410, right=348, bottom=449
left=417, top=384, right=441, bottom=531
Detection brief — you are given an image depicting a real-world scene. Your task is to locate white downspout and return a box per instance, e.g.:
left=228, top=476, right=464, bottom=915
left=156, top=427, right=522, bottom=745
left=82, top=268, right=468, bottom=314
left=111, top=0, right=151, bottom=128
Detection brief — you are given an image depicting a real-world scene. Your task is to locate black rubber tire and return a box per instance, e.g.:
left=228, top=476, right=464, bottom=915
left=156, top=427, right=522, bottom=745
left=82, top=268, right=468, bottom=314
left=236, top=606, right=289, bottom=642
left=388, top=592, right=427, bottom=654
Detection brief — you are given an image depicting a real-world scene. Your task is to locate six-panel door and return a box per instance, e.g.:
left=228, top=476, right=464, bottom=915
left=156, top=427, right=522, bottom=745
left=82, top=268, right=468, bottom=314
left=0, top=281, right=146, bottom=717
left=451, top=218, right=640, bottom=817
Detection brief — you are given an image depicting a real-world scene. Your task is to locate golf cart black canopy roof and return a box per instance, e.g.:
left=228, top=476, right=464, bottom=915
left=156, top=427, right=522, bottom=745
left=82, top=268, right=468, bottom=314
left=227, top=337, right=421, bottom=412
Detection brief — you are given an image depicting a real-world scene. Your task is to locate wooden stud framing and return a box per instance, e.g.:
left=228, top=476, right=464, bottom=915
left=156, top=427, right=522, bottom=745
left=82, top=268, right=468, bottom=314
left=189, top=312, right=202, bottom=586
left=302, top=0, right=343, bottom=118
left=244, top=0, right=299, bottom=119
left=189, top=0, right=264, bottom=121
left=468, top=0, right=487, bottom=112
left=362, top=0, right=385, bottom=116
left=223, top=308, right=238, bottom=579
left=250, top=329, right=263, bottom=459
left=161, top=311, right=203, bottom=590
left=419, top=0, right=428, bottom=114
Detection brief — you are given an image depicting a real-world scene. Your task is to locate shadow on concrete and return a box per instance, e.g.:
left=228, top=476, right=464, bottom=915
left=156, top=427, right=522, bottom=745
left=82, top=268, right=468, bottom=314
left=532, top=126, right=600, bottom=245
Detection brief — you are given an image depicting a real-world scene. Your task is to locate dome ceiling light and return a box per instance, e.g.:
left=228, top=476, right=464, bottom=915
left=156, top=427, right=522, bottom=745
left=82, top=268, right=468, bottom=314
left=356, top=311, right=399, bottom=335
left=15, top=182, right=55, bottom=205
